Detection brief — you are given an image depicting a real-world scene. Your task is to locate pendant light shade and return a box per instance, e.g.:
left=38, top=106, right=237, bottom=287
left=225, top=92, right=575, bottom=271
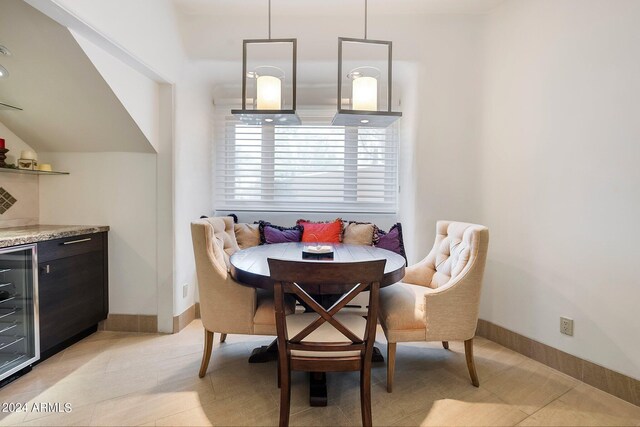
left=352, top=75, right=378, bottom=110
left=256, top=75, right=282, bottom=109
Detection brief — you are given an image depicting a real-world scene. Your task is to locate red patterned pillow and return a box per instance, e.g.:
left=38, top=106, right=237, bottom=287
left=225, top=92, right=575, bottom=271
left=296, top=219, right=343, bottom=243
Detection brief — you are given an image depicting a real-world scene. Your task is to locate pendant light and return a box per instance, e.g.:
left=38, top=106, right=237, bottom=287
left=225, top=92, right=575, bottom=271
left=231, top=0, right=300, bottom=125
left=331, top=0, right=402, bottom=127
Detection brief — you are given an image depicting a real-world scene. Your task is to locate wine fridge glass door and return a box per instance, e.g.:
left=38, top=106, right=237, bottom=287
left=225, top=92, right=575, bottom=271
left=0, top=244, right=38, bottom=381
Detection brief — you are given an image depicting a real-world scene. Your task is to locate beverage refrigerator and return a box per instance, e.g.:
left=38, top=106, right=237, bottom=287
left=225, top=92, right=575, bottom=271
left=0, top=243, right=39, bottom=383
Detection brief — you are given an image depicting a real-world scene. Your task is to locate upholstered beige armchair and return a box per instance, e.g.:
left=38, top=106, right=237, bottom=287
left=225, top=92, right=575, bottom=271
left=191, top=217, right=284, bottom=377
left=378, top=220, right=489, bottom=392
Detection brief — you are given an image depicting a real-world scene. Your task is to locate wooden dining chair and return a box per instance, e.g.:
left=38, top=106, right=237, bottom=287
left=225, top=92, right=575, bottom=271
left=268, top=258, right=386, bottom=427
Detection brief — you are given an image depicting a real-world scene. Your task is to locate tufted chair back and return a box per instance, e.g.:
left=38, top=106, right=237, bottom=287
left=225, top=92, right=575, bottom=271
left=205, top=216, right=240, bottom=269
left=404, top=221, right=489, bottom=290
left=191, top=217, right=255, bottom=335
left=377, top=220, right=489, bottom=392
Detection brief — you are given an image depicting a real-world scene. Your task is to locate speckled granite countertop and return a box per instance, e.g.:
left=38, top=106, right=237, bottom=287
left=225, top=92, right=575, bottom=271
left=0, top=225, right=109, bottom=248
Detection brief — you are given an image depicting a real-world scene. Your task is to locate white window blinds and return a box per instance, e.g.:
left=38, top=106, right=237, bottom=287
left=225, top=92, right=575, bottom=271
left=215, top=111, right=398, bottom=213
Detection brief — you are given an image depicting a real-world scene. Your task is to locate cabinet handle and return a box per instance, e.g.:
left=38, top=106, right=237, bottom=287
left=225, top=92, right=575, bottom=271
left=45, top=265, right=50, bottom=274
left=62, top=238, right=92, bottom=245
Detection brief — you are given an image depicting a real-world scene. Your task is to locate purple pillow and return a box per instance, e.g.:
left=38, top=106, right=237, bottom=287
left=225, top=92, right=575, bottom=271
left=374, top=223, right=407, bottom=264
left=258, top=221, right=303, bottom=244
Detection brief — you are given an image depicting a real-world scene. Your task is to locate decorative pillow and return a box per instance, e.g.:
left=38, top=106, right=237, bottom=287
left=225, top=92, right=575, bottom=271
left=258, top=222, right=303, bottom=244
left=234, top=223, right=261, bottom=249
left=296, top=219, right=343, bottom=243
left=374, top=223, right=407, bottom=263
left=342, top=221, right=376, bottom=246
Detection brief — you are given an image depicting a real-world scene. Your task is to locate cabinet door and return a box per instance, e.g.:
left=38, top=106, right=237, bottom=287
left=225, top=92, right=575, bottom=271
left=38, top=251, right=105, bottom=353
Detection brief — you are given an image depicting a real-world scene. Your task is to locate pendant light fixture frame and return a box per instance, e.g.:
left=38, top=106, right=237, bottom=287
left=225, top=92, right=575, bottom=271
left=231, top=0, right=300, bottom=125
left=331, top=0, right=402, bottom=127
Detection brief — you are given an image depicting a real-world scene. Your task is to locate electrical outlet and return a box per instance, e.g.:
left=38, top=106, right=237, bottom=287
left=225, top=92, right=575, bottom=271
left=560, top=317, right=574, bottom=336
left=182, top=284, right=188, bottom=298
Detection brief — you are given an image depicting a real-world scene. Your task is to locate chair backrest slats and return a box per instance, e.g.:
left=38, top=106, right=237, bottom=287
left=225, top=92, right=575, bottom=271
left=268, top=258, right=386, bottom=358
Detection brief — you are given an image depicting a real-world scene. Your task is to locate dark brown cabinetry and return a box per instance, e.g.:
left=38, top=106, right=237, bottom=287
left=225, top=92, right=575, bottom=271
left=37, top=232, right=108, bottom=357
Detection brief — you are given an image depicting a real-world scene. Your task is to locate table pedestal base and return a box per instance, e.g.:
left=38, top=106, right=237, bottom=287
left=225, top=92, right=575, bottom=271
left=372, top=347, right=384, bottom=363
left=310, top=372, right=327, bottom=407
left=248, top=339, right=278, bottom=363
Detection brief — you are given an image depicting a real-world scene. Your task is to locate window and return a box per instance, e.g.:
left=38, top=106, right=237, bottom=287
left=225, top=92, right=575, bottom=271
left=215, top=111, right=398, bottom=213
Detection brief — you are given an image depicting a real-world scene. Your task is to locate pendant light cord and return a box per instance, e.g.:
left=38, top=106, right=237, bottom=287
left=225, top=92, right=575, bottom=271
left=268, top=0, right=272, bottom=39
left=364, top=0, right=368, bottom=39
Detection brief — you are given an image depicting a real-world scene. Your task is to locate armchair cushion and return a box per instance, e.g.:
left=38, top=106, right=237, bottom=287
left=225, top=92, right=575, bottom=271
left=234, top=223, right=261, bottom=249
left=253, top=289, right=296, bottom=335
left=374, top=223, right=407, bottom=263
left=342, top=221, right=376, bottom=246
left=258, top=222, right=303, bottom=244
left=378, top=282, right=428, bottom=342
left=297, top=218, right=343, bottom=243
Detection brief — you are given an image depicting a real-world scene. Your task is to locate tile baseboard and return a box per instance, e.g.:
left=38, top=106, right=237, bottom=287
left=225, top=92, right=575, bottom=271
left=99, top=314, right=158, bottom=333
left=99, top=305, right=201, bottom=334
left=476, top=319, right=640, bottom=407
left=173, top=304, right=197, bottom=333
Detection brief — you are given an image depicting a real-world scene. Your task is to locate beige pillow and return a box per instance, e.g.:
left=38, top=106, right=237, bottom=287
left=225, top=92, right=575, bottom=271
left=342, top=222, right=375, bottom=246
left=234, top=223, right=261, bottom=249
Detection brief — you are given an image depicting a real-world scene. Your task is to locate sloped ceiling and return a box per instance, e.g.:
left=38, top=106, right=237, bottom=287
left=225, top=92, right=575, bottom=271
left=0, top=0, right=155, bottom=153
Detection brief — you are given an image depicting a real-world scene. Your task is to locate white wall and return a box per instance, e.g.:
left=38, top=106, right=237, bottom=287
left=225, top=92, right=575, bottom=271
left=156, top=84, right=176, bottom=332
left=51, top=0, right=185, bottom=82
left=173, top=63, right=213, bottom=316
left=481, top=0, right=640, bottom=380
left=0, top=121, right=38, bottom=228
left=38, top=152, right=159, bottom=316
left=71, top=30, right=160, bottom=152
left=406, top=17, right=484, bottom=263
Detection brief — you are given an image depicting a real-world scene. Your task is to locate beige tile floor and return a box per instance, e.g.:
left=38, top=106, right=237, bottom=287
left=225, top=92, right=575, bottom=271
left=1, top=319, right=639, bottom=426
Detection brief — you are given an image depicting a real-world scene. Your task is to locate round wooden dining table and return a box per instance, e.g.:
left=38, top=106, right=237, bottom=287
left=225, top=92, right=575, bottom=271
left=229, top=242, right=406, bottom=406
left=230, top=242, right=405, bottom=290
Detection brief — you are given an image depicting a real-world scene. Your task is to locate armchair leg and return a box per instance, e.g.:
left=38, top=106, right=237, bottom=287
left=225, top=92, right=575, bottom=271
left=442, top=341, right=449, bottom=350
left=199, top=330, right=214, bottom=378
left=220, top=333, right=227, bottom=343
left=387, top=342, right=396, bottom=393
left=464, top=338, right=480, bottom=387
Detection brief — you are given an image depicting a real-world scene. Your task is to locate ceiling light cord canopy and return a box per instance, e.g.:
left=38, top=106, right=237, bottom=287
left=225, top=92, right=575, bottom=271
left=231, top=0, right=301, bottom=125
left=331, top=0, right=402, bottom=127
